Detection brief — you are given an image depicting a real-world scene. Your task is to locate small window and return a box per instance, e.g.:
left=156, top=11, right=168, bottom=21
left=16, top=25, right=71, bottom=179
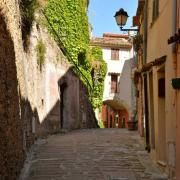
left=111, top=49, right=119, bottom=60
left=158, top=78, right=165, bottom=97
left=152, top=0, right=159, bottom=22
left=111, top=74, right=118, bottom=93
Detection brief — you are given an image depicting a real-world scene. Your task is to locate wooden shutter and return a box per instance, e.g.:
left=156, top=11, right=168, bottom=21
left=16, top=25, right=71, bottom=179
left=111, top=75, right=118, bottom=93
left=111, top=49, right=119, bottom=60
left=158, top=78, right=165, bottom=97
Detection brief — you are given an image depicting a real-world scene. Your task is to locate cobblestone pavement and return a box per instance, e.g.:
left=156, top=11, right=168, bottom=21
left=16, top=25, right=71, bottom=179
left=22, top=129, right=167, bottom=180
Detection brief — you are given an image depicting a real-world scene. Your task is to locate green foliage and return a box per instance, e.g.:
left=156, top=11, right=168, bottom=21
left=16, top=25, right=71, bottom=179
left=44, top=0, right=90, bottom=66
left=91, top=47, right=107, bottom=109
left=133, top=34, right=143, bottom=52
left=44, top=0, right=107, bottom=109
left=36, top=40, right=46, bottom=70
left=20, top=0, right=39, bottom=50
left=44, top=0, right=93, bottom=90
left=98, top=120, right=105, bottom=128
left=91, top=46, right=103, bottom=61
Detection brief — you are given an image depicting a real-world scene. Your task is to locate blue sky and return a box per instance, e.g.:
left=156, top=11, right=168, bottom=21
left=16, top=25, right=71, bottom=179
left=88, top=0, right=138, bottom=37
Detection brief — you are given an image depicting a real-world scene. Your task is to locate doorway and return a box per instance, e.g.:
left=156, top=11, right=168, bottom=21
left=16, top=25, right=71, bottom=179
left=60, top=83, right=67, bottom=129
left=110, top=115, right=113, bottom=128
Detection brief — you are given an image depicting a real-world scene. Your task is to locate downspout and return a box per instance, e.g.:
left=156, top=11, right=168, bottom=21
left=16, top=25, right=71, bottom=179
left=143, top=0, right=148, bottom=64
left=143, top=0, right=150, bottom=151
left=172, top=1, right=178, bottom=179
left=172, top=0, right=177, bottom=53
left=173, top=0, right=178, bottom=179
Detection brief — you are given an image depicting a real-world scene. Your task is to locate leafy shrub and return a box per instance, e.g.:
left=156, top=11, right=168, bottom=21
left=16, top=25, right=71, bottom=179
left=20, top=0, right=39, bottom=50
left=36, top=40, right=46, bottom=70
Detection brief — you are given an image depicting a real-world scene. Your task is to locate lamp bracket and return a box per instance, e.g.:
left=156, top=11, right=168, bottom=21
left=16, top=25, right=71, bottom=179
left=120, top=26, right=139, bottom=32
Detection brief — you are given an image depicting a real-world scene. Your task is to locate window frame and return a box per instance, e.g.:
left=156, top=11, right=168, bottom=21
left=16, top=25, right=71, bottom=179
left=110, top=74, right=118, bottom=93
left=111, top=48, right=119, bottom=60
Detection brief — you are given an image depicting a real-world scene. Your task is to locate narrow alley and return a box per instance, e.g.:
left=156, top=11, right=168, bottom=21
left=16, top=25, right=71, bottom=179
left=21, top=129, right=166, bottom=180
left=1, top=0, right=180, bottom=179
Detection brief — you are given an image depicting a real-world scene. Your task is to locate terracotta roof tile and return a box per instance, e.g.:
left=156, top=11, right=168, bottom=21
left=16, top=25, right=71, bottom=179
left=103, top=33, right=129, bottom=39
left=91, top=35, right=132, bottom=48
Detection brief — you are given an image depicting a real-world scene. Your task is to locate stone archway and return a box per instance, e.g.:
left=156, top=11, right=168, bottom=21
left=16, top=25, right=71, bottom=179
left=102, top=99, right=130, bottom=129
left=0, top=13, right=23, bottom=179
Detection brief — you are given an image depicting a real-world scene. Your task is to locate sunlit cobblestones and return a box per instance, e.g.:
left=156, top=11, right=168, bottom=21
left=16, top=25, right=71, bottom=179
left=22, top=129, right=166, bottom=180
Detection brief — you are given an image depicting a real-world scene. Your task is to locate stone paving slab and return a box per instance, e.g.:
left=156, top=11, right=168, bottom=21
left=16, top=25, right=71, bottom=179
left=20, top=129, right=167, bottom=180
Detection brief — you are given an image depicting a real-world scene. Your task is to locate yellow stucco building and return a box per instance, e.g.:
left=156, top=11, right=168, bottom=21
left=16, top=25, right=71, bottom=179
left=135, top=0, right=179, bottom=178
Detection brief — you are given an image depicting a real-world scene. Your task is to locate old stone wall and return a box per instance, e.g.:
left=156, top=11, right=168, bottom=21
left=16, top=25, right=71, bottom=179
left=59, top=69, right=98, bottom=130
left=0, top=0, right=27, bottom=96
left=0, top=0, right=27, bottom=179
left=24, top=17, right=98, bottom=135
left=0, top=12, right=24, bottom=180
left=23, top=19, right=70, bottom=137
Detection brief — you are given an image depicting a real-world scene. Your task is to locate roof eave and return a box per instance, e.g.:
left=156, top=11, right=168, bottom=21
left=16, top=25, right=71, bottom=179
left=91, top=42, right=132, bottom=49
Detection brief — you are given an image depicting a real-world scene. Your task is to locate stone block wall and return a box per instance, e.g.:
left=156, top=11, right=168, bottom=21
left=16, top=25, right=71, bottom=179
left=24, top=19, right=98, bottom=134
left=0, top=10, right=24, bottom=180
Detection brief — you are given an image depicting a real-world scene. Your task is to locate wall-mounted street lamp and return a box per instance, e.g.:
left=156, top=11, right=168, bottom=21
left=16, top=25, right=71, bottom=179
left=114, top=8, right=139, bottom=32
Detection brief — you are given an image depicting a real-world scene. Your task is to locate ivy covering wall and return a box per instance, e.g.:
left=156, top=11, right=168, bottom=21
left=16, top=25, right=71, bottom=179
left=44, top=0, right=91, bottom=72
left=19, top=0, right=107, bottom=110
left=43, top=0, right=107, bottom=109
left=91, top=47, right=107, bottom=109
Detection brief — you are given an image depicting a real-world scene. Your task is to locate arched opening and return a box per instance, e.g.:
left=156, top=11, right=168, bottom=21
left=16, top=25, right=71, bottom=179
left=102, top=100, right=129, bottom=129
left=0, top=13, right=23, bottom=179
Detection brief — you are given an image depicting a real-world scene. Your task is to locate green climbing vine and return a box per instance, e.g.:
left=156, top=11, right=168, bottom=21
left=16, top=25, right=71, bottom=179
left=20, top=0, right=39, bottom=50
left=19, top=0, right=107, bottom=109
left=44, top=0, right=94, bottom=90
left=43, top=0, right=107, bottom=109
left=91, top=46, right=107, bottom=109
left=44, top=0, right=90, bottom=67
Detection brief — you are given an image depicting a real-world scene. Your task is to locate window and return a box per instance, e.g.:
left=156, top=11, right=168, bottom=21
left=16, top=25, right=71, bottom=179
left=111, top=49, right=119, bottom=60
left=152, top=0, right=159, bottom=22
left=111, top=74, right=118, bottom=93
left=158, top=78, right=165, bottom=97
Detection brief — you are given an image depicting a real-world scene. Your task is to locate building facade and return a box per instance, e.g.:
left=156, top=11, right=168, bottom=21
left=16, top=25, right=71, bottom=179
left=91, top=33, right=136, bottom=128
left=134, top=0, right=179, bottom=178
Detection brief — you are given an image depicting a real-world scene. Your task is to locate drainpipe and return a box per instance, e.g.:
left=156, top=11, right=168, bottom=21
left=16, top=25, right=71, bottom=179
left=172, top=0, right=177, bottom=53
left=173, top=0, right=178, bottom=179
left=143, top=0, right=148, bottom=64
left=143, top=0, right=150, bottom=151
